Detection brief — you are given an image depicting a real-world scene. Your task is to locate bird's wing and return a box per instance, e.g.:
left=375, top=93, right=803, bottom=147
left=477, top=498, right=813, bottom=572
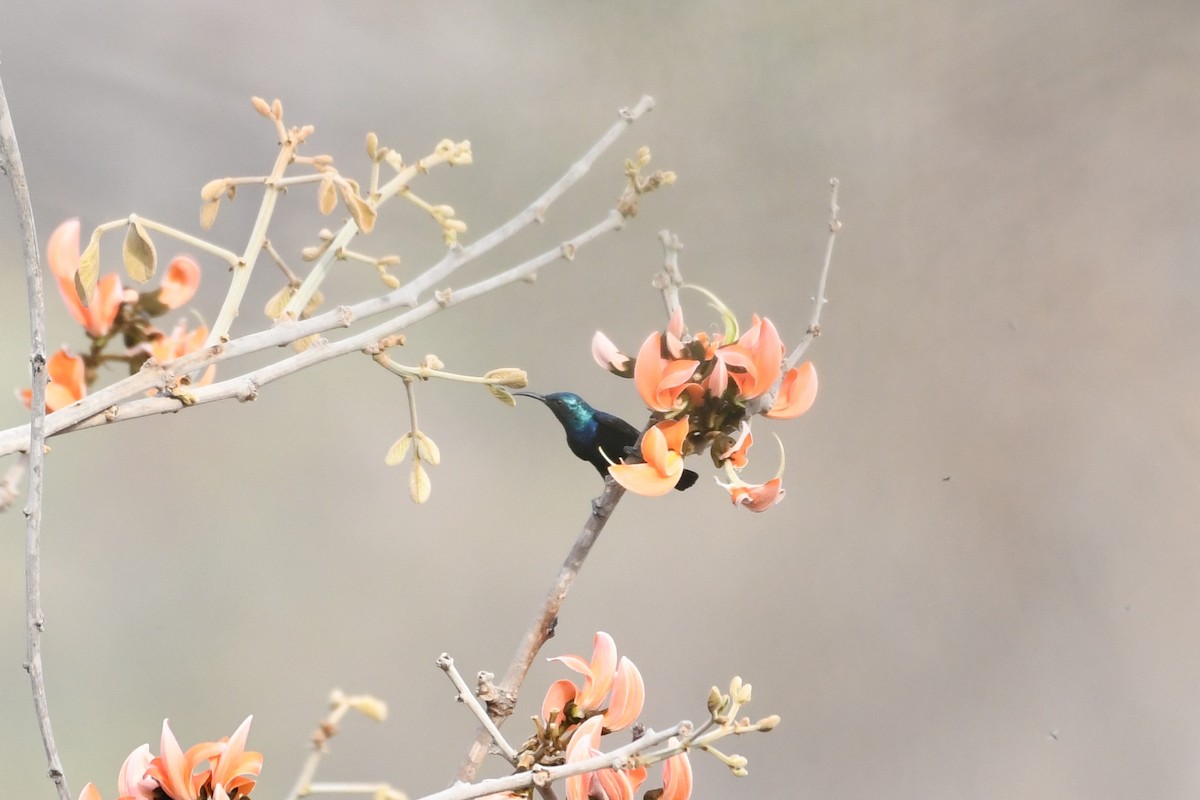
left=592, top=410, right=640, bottom=466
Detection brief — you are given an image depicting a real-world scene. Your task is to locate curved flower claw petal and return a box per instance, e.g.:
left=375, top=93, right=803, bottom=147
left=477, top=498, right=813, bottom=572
left=716, top=433, right=786, bottom=512
left=158, top=255, right=202, bottom=310
left=718, top=423, right=753, bottom=469
left=78, top=784, right=104, bottom=800
left=766, top=361, right=818, bottom=419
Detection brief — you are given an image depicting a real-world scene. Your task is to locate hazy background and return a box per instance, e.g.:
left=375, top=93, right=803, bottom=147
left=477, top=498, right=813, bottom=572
left=1, top=1, right=1198, bottom=798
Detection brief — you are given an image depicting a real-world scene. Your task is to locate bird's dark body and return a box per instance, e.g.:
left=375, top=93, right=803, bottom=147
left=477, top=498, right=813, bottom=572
left=515, top=391, right=698, bottom=491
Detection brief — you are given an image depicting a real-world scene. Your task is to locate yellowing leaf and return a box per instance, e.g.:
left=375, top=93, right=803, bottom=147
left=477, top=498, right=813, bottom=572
left=264, top=285, right=295, bottom=320
left=338, top=181, right=377, bottom=233
left=488, top=385, right=516, bottom=406
left=74, top=228, right=102, bottom=306
left=414, top=431, right=440, bottom=466
left=385, top=433, right=412, bottom=465
left=199, top=199, right=220, bottom=231
left=318, top=176, right=337, bottom=215
left=409, top=461, right=431, bottom=503
left=123, top=219, right=157, bottom=282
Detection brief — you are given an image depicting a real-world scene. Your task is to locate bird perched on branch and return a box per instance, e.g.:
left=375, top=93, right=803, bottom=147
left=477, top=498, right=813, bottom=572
left=514, top=391, right=698, bottom=491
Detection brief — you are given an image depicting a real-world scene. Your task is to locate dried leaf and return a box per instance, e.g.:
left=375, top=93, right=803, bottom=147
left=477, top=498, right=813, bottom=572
left=488, top=385, right=516, bottom=407
left=74, top=228, right=102, bottom=306
left=264, top=285, right=295, bottom=320
left=123, top=219, right=157, bottom=282
left=318, top=176, right=337, bottom=215
left=338, top=181, right=377, bottom=233
left=484, top=368, right=528, bottom=389
left=414, top=431, right=440, bottom=466
left=200, top=179, right=227, bottom=202
left=385, top=433, right=412, bottom=466
left=409, top=461, right=431, bottom=503
left=199, top=198, right=220, bottom=231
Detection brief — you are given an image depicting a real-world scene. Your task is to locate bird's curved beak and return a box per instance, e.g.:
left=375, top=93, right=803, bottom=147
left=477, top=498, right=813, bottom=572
left=512, top=390, right=547, bottom=403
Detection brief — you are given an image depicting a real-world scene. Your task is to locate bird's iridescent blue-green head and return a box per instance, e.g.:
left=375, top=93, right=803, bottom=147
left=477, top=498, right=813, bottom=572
left=513, top=391, right=597, bottom=432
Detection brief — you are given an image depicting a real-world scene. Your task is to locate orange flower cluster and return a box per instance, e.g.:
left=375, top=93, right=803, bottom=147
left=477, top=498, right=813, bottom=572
left=593, top=303, right=817, bottom=511
left=18, top=219, right=208, bottom=412
left=79, top=717, right=261, bottom=800
left=539, top=633, right=691, bottom=800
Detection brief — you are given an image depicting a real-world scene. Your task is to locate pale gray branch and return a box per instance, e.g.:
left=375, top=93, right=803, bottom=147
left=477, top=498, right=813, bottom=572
left=0, top=70, right=71, bottom=800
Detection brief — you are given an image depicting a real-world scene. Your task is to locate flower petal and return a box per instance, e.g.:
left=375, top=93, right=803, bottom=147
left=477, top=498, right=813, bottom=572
left=661, top=751, right=694, bottom=800
left=78, top=784, right=104, bottom=800
left=158, top=255, right=201, bottom=310
left=117, top=743, right=156, bottom=800
left=210, top=716, right=262, bottom=796
left=541, top=679, right=578, bottom=724
left=591, top=331, right=632, bottom=376
left=577, top=632, right=617, bottom=710
left=609, top=459, right=682, bottom=497
left=766, top=362, right=817, bottom=419
left=602, top=656, right=644, bottom=731
left=48, top=218, right=80, bottom=281
left=564, top=716, right=604, bottom=800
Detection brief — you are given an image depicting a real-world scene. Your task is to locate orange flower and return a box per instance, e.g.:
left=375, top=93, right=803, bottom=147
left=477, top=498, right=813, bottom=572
left=766, top=361, right=817, bottom=419
left=727, top=315, right=783, bottom=401
left=147, top=320, right=215, bottom=386
left=48, top=218, right=124, bottom=338
left=608, top=418, right=689, bottom=497
left=564, top=716, right=643, bottom=800
left=660, top=750, right=694, bottom=800
left=82, top=717, right=259, bottom=800
left=633, top=332, right=698, bottom=412
left=19, top=348, right=86, bottom=412
left=144, top=717, right=261, bottom=800
left=157, top=255, right=202, bottom=310
left=715, top=434, right=786, bottom=512
left=543, top=631, right=645, bottom=731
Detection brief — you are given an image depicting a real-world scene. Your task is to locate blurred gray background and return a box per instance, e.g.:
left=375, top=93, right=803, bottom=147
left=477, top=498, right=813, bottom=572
left=1, top=1, right=1198, bottom=798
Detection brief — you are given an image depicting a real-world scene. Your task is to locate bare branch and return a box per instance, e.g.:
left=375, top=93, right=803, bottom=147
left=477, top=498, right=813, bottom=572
left=441, top=723, right=685, bottom=800
left=0, top=93, right=653, bottom=458
left=456, top=480, right=626, bottom=782
left=786, top=177, right=841, bottom=368
left=0, top=70, right=71, bottom=800
left=438, top=654, right=519, bottom=765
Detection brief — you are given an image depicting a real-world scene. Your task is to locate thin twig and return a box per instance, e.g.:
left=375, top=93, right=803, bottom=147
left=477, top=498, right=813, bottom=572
left=0, top=208, right=627, bottom=456
left=0, top=71, right=71, bottom=800
left=786, top=178, right=841, bottom=369
left=283, top=694, right=354, bottom=800
left=0, top=98, right=647, bottom=458
left=653, top=229, right=685, bottom=318
left=438, top=654, right=519, bottom=765
left=456, top=479, right=627, bottom=783
left=441, top=723, right=684, bottom=800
